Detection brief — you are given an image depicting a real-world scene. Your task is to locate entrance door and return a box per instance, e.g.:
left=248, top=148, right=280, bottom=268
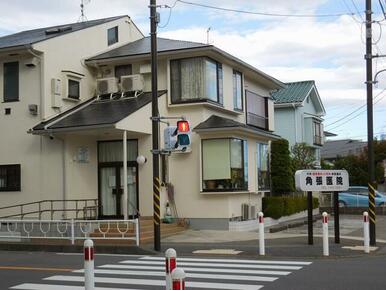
left=99, top=165, right=138, bottom=219
left=98, top=140, right=139, bottom=219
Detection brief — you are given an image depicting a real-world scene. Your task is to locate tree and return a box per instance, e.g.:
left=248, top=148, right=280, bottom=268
left=291, top=143, right=316, bottom=171
left=333, top=154, right=384, bottom=186
left=270, top=139, right=295, bottom=195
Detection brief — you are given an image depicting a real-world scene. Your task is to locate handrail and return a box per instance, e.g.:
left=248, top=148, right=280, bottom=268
left=0, top=199, right=98, bottom=220
left=0, top=198, right=141, bottom=220
left=0, top=199, right=97, bottom=211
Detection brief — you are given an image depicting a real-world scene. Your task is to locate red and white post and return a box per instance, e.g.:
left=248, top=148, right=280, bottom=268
left=258, top=212, right=265, bottom=256
left=84, top=239, right=95, bottom=290
left=172, top=268, right=186, bottom=290
left=165, top=248, right=177, bottom=290
left=363, top=211, right=370, bottom=253
left=322, top=212, right=329, bottom=256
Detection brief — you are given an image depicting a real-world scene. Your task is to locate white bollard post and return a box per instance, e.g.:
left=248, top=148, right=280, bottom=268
left=258, top=212, right=265, bottom=256
left=165, top=248, right=177, bottom=290
left=84, top=239, right=95, bottom=290
left=70, top=219, right=75, bottom=245
left=322, top=212, right=329, bottom=256
left=363, top=211, right=370, bottom=253
left=172, top=268, right=186, bottom=290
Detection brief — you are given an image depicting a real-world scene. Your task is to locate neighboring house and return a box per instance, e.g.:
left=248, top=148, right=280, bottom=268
left=321, top=139, right=367, bottom=163
left=0, top=16, right=283, bottom=230
left=271, top=80, right=326, bottom=165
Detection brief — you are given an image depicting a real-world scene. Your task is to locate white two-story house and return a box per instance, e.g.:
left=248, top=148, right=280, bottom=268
left=0, top=15, right=283, bottom=230
left=271, top=81, right=326, bottom=166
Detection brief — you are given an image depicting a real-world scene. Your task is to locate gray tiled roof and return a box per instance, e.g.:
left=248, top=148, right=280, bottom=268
left=271, top=80, right=315, bottom=104
left=321, top=139, right=367, bottom=159
left=87, top=37, right=210, bottom=60
left=194, top=115, right=281, bottom=139
left=32, top=90, right=167, bottom=132
left=0, top=16, right=126, bottom=50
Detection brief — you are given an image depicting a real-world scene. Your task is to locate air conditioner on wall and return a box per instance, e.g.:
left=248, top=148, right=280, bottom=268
left=241, top=204, right=249, bottom=221
left=120, top=74, right=144, bottom=93
left=96, top=77, right=118, bottom=96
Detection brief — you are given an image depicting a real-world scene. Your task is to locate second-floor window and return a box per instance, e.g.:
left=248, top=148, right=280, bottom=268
left=68, top=79, right=80, bottom=99
left=108, top=26, right=118, bottom=46
left=233, top=70, right=243, bottom=110
left=3, top=62, right=19, bottom=102
left=313, top=121, right=323, bottom=145
left=246, top=90, right=268, bottom=130
left=170, top=57, right=223, bottom=105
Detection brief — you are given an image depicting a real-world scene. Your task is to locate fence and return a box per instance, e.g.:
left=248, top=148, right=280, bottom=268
left=0, top=219, right=139, bottom=246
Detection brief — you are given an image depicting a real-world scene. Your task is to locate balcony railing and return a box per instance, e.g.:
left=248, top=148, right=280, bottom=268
left=314, top=135, right=323, bottom=146
left=247, top=112, right=268, bottom=130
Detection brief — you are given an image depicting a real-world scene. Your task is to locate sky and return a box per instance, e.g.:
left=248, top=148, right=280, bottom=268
left=0, top=0, right=385, bottom=141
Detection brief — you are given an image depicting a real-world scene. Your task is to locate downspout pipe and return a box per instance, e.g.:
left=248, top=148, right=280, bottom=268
left=26, top=46, right=45, bottom=120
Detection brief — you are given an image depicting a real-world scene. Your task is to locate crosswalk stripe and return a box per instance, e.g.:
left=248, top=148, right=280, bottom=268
left=99, top=264, right=291, bottom=275
left=10, top=283, right=142, bottom=290
left=139, top=256, right=312, bottom=265
left=120, top=260, right=302, bottom=270
left=45, top=275, right=263, bottom=290
left=74, top=268, right=278, bottom=282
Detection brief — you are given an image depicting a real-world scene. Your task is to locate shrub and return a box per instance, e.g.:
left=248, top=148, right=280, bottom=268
left=270, top=139, right=294, bottom=195
left=263, top=196, right=318, bottom=219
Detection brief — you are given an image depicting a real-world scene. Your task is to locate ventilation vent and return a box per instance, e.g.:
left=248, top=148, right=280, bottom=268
left=45, top=25, right=72, bottom=35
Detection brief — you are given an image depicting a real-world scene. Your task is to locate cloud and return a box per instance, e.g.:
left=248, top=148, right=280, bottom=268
left=0, top=0, right=148, bottom=33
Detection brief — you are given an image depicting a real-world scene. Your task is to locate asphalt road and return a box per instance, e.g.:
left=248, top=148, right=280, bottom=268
left=0, top=250, right=385, bottom=290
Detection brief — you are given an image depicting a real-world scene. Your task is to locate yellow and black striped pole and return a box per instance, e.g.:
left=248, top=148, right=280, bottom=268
left=150, top=0, right=161, bottom=251
left=368, top=182, right=376, bottom=245
left=365, top=0, right=376, bottom=246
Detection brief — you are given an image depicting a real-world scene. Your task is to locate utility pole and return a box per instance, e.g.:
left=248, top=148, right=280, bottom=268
left=150, top=0, right=161, bottom=251
left=365, top=0, right=376, bottom=246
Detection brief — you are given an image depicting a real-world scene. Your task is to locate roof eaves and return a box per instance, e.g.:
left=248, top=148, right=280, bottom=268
left=85, top=45, right=212, bottom=63
left=210, top=46, right=285, bottom=89
left=194, top=126, right=281, bottom=140
left=33, top=15, right=128, bottom=47
left=274, top=102, right=303, bottom=107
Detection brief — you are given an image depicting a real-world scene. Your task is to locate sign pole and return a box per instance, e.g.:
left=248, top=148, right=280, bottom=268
left=307, top=191, right=313, bottom=245
left=333, top=191, right=340, bottom=244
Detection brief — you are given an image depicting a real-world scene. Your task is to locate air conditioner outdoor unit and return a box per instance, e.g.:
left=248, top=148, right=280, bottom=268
left=241, top=204, right=250, bottom=221
left=120, top=74, right=144, bottom=93
left=249, top=205, right=256, bottom=220
left=96, top=77, right=118, bottom=96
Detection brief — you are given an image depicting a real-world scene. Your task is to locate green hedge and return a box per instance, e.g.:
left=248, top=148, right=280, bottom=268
left=262, top=196, right=319, bottom=220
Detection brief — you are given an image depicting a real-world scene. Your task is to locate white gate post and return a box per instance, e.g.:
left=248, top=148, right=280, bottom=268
left=70, top=219, right=75, bottom=245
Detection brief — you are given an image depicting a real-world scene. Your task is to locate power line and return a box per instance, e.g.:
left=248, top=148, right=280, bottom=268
left=325, top=89, right=386, bottom=128
left=175, top=0, right=356, bottom=18
left=326, top=91, right=386, bottom=131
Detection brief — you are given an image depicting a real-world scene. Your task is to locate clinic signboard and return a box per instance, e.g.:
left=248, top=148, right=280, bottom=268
left=295, top=170, right=349, bottom=192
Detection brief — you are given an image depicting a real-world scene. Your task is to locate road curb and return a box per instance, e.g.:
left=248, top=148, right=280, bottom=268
left=0, top=242, right=157, bottom=255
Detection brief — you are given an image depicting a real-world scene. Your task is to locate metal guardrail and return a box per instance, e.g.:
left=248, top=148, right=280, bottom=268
left=0, top=199, right=98, bottom=220
left=0, top=219, right=139, bottom=246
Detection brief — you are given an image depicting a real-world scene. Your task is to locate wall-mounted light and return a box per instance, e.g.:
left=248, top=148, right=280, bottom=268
left=136, top=155, right=147, bottom=165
